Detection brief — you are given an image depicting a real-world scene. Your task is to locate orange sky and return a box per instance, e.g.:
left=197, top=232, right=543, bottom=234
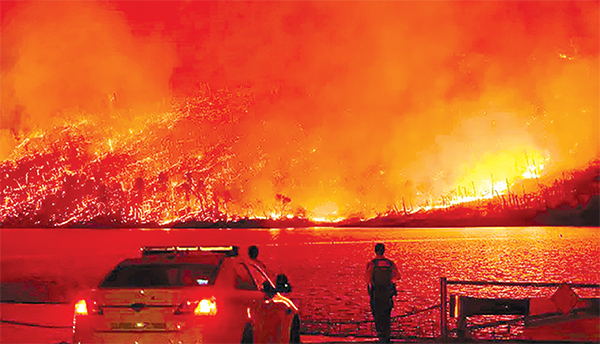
left=1, top=1, right=598, bottom=219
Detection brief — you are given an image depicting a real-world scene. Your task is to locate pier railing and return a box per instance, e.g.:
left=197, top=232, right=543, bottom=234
left=440, top=277, right=600, bottom=342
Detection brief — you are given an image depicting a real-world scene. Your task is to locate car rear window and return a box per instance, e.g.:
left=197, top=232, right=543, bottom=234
left=99, top=263, right=219, bottom=288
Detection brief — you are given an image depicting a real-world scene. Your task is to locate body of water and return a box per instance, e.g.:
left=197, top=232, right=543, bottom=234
left=2, top=226, right=599, bottom=338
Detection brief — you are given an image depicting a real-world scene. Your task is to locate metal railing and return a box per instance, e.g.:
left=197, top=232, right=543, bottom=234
left=1, top=300, right=72, bottom=331
left=440, top=277, right=600, bottom=342
left=300, top=303, right=441, bottom=339
left=0, top=318, right=71, bottom=329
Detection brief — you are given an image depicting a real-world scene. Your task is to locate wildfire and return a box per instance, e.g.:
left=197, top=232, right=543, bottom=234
left=0, top=90, right=590, bottom=228
left=1, top=1, right=598, bottom=227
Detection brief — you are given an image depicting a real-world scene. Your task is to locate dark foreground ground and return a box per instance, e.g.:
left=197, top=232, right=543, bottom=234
left=0, top=303, right=384, bottom=344
left=0, top=302, right=403, bottom=343
left=2, top=303, right=598, bottom=344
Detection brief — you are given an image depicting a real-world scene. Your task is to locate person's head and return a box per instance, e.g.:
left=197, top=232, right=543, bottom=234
left=374, top=243, right=385, bottom=256
left=248, top=245, right=259, bottom=259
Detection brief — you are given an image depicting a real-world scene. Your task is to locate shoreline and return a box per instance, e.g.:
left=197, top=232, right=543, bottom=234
left=2, top=197, right=597, bottom=229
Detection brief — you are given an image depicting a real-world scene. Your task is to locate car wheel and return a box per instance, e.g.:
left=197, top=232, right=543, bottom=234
left=241, top=324, right=254, bottom=344
left=289, top=316, right=301, bottom=344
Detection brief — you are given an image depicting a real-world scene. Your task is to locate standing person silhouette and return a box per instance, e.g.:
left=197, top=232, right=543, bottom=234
left=248, top=245, right=271, bottom=276
left=248, top=245, right=292, bottom=293
left=365, top=243, right=400, bottom=343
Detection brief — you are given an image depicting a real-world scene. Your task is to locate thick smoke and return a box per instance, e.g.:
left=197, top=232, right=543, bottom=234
left=1, top=1, right=598, bottom=218
left=1, top=1, right=177, bottom=157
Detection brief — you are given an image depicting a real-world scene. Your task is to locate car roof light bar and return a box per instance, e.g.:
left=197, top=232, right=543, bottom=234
left=141, top=246, right=239, bottom=257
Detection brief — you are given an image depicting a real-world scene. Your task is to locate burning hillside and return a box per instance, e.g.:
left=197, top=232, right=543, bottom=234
left=1, top=1, right=598, bottom=227
left=1, top=90, right=597, bottom=228
left=1, top=91, right=253, bottom=227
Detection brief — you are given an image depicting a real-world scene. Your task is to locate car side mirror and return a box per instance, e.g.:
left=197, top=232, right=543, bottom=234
left=275, top=274, right=292, bottom=293
left=262, top=280, right=277, bottom=296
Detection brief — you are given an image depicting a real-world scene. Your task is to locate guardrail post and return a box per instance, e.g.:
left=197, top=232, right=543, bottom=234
left=457, top=296, right=466, bottom=341
left=441, top=277, right=447, bottom=342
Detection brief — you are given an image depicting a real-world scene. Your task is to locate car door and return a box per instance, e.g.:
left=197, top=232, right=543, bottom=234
left=246, top=263, right=283, bottom=343
left=231, top=262, right=278, bottom=342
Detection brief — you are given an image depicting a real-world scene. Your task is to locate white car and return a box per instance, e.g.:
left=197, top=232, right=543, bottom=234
left=72, top=246, right=300, bottom=343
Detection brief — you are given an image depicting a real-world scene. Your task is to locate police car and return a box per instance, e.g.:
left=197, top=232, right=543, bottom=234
left=72, top=246, right=300, bottom=344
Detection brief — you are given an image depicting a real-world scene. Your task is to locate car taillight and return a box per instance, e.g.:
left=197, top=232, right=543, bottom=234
left=74, top=300, right=88, bottom=316
left=175, top=298, right=217, bottom=316
left=196, top=299, right=217, bottom=315
left=74, top=299, right=103, bottom=316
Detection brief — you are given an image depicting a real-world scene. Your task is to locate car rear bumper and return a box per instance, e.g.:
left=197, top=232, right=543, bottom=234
left=73, top=317, right=243, bottom=344
left=73, top=329, right=244, bottom=344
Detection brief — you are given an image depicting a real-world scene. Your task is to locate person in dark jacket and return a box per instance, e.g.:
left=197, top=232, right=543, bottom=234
left=248, top=245, right=273, bottom=276
left=365, top=243, right=400, bottom=343
left=248, top=245, right=292, bottom=293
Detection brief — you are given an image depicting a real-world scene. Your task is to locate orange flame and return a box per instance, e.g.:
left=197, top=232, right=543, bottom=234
left=1, top=1, right=598, bottom=226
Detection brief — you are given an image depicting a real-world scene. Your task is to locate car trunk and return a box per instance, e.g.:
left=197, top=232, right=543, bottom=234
left=89, top=287, right=214, bottom=333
